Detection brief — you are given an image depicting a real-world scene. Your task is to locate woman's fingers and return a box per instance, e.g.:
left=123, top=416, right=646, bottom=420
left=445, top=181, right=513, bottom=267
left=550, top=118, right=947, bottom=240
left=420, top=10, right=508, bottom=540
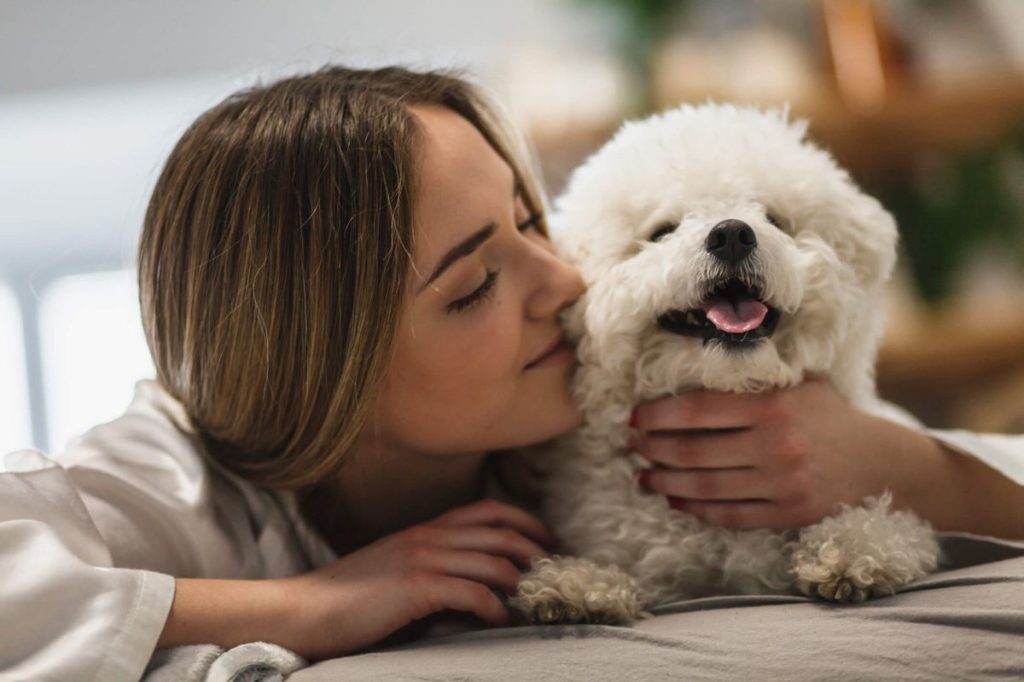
left=633, top=429, right=761, bottom=469
left=434, top=526, right=547, bottom=570
left=633, top=391, right=770, bottom=432
left=428, top=499, right=557, bottom=550
left=400, top=523, right=547, bottom=570
left=414, top=548, right=522, bottom=595
left=416, top=576, right=511, bottom=627
left=641, top=466, right=775, bottom=502
left=668, top=499, right=795, bottom=530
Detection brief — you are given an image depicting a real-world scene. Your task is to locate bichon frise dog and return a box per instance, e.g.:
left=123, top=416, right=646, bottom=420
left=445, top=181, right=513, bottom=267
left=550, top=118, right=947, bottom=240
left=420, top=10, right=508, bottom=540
left=511, top=103, right=940, bottom=625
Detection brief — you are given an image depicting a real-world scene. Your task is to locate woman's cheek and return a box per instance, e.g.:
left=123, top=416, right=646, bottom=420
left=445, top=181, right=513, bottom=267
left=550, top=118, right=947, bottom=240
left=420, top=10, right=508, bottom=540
left=453, top=290, right=511, bottom=345
left=480, top=297, right=522, bottom=371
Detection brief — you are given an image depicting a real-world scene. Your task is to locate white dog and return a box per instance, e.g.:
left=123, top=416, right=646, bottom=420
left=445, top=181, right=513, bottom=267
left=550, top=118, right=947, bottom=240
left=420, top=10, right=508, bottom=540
left=511, top=104, right=940, bottom=625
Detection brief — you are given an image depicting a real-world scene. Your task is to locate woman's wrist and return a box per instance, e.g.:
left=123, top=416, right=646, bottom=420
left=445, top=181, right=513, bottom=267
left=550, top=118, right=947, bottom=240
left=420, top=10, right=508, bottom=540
left=877, top=416, right=1024, bottom=539
left=873, top=416, right=965, bottom=530
left=156, top=577, right=294, bottom=651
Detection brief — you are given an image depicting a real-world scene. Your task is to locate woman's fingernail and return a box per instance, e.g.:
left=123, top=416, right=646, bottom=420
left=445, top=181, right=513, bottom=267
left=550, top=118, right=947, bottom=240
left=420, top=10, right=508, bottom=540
left=628, top=410, right=639, bottom=428
left=634, top=469, right=649, bottom=489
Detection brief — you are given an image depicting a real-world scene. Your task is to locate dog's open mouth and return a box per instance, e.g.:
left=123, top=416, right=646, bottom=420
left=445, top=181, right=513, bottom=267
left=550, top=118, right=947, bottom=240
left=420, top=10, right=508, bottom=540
left=657, top=278, right=780, bottom=348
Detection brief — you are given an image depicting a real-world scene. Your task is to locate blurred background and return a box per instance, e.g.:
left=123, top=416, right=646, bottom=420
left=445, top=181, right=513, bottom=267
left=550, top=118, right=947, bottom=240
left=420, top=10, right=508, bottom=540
left=2, top=0, right=1023, bottom=463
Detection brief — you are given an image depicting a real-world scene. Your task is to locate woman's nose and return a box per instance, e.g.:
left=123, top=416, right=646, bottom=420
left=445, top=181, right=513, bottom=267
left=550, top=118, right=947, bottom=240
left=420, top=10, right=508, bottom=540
left=526, top=248, right=586, bottom=320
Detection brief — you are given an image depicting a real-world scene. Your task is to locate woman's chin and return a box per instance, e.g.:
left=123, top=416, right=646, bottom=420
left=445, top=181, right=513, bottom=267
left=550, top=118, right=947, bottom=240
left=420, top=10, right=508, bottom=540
left=529, top=401, right=584, bottom=445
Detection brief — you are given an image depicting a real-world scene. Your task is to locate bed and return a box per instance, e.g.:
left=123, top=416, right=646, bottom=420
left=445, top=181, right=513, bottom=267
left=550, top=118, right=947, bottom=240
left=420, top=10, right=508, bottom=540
left=291, top=533, right=1024, bottom=681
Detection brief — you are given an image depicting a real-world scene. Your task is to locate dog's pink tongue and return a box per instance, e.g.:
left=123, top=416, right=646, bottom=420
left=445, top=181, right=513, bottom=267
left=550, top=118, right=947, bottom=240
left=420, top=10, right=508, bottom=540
left=704, top=299, right=768, bottom=333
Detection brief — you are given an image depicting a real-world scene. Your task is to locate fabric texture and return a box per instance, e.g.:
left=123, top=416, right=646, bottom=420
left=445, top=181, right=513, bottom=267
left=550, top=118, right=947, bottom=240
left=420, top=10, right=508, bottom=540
left=0, top=451, right=177, bottom=682
left=291, top=533, right=1024, bottom=681
left=930, top=429, right=1024, bottom=486
left=144, top=642, right=307, bottom=682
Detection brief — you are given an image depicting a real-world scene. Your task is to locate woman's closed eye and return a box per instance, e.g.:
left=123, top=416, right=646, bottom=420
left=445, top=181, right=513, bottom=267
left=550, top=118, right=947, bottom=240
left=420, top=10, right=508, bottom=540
left=448, top=268, right=500, bottom=314
left=447, top=209, right=545, bottom=314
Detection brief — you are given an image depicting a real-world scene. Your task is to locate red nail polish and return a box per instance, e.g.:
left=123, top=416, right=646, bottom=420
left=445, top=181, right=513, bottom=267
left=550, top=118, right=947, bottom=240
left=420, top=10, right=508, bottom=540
left=628, top=410, right=638, bottom=428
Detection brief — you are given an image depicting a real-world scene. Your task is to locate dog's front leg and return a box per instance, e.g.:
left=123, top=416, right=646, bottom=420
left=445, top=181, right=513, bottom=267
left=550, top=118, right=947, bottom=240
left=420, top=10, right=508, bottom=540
left=510, top=555, right=648, bottom=625
left=510, top=453, right=653, bottom=625
left=790, top=492, right=941, bottom=602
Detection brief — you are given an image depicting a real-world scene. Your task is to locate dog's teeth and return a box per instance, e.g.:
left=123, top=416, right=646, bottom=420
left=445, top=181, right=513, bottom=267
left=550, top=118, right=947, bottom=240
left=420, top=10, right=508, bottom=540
left=686, top=312, right=698, bottom=325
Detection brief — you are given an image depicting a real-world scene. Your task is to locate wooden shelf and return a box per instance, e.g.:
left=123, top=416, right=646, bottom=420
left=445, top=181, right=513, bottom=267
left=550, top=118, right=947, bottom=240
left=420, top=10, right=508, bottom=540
left=878, top=315, right=1024, bottom=387
left=799, top=73, right=1024, bottom=179
left=531, top=73, right=1024, bottom=191
left=877, top=315, right=1024, bottom=431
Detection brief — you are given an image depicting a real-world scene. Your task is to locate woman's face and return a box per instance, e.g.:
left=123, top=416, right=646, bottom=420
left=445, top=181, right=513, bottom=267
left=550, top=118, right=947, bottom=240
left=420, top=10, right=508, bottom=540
left=363, top=105, right=586, bottom=458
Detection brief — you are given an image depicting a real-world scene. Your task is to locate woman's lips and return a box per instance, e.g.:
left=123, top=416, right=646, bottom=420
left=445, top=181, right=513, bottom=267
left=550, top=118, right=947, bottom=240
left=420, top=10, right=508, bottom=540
left=525, top=334, right=575, bottom=370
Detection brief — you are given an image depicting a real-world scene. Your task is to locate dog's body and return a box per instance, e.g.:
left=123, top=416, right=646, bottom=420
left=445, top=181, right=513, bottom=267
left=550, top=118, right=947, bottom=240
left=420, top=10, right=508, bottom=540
left=512, top=104, right=940, bottom=625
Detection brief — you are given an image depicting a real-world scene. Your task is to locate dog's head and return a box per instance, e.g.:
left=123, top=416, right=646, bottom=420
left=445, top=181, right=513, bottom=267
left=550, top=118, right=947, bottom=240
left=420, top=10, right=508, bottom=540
left=554, top=104, right=898, bottom=400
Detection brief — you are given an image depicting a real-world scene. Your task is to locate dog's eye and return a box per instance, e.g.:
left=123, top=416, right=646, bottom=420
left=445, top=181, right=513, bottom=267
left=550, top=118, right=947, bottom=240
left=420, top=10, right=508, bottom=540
left=648, top=223, right=678, bottom=242
left=766, top=213, right=784, bottom=230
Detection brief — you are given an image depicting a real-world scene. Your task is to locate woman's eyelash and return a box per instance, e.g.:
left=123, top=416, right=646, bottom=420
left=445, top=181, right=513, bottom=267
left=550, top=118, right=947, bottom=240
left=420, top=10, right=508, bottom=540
left=517, top=213, right=542, bottom=231
left=447, top=268, right=500, bottom=314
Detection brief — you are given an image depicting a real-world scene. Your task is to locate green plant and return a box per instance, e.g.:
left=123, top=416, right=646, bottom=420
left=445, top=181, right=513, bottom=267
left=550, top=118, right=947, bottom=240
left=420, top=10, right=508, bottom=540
left=880, top=129, right=1024, bottom=305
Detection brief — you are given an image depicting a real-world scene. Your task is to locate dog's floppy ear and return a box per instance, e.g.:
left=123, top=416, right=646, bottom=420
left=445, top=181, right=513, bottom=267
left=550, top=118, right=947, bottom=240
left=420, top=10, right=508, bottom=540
left=843, top=188, right=900, bottom=288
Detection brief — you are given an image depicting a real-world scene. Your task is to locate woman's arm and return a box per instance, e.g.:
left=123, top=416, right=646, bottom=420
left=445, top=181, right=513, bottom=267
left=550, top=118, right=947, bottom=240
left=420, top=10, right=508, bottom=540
left=844, top=412, right=1024, bottom=539
left=631, top=378, right=1024, bottom=540
left=157, top=499, right=554, bottom=660
left=6, top=433, right=552, bottom=678
left=156, top=578, right=291, bottom=650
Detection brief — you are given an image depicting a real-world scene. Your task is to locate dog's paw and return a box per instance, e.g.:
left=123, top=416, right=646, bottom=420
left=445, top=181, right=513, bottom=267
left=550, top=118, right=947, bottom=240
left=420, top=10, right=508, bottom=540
left=791, top=541, right=899, bottom=603
left=794, top=566, right=877, bottom=603
left=512, top=590, right=635, bottom=625
left=790, top=494, right=940, bottom=603
left=510, top=556, right=647, bottom=625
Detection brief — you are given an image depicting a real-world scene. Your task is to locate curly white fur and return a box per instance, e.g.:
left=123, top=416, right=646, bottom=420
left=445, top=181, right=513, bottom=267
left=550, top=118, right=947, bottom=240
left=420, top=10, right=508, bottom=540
left=513, top=104, right=940, bottom=626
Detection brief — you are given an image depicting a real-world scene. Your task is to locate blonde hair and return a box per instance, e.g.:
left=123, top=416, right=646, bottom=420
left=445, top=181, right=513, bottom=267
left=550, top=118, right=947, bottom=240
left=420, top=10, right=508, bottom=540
left=138, top=65, right=547, bottom=523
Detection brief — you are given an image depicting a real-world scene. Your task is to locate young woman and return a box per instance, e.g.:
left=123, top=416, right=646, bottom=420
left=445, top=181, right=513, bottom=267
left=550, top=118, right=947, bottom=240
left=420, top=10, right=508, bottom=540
left=3, top=65, right=1023, bottom=682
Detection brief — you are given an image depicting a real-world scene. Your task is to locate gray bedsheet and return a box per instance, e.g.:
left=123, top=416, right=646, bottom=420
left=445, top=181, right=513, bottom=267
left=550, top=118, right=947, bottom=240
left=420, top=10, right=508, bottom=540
left=291, top=533, right=1024, bottom=681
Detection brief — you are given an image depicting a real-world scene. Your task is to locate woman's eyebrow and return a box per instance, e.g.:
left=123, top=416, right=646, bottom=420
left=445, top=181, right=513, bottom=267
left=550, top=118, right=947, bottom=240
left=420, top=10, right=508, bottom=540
left=418, top=222, right=497, bottom=292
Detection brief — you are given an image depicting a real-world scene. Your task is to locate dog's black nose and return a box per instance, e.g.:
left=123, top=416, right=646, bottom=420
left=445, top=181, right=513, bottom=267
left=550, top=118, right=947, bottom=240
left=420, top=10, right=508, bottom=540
left=706, top=220, right=757, bottom=265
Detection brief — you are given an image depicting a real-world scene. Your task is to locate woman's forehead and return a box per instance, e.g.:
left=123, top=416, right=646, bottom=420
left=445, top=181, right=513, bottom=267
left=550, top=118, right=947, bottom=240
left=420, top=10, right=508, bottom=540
left=410, top=106, right=514, bottom=276
left=412, top=106, right=513, bottom=206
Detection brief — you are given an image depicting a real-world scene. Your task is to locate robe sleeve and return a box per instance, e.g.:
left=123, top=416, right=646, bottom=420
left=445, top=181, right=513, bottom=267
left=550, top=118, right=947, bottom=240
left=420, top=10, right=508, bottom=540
left=0, top=379, right=278, bottom=682
left=871, top=399, right=1024, bottom=487
left=928, top=429, right=1024, bottom=487
left=0, top=451, right=175, bottom=682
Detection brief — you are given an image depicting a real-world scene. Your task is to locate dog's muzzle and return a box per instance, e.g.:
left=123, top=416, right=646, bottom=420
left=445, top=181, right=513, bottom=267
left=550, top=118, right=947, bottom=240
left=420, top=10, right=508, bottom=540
left=657, top=278, right=780, bottom=350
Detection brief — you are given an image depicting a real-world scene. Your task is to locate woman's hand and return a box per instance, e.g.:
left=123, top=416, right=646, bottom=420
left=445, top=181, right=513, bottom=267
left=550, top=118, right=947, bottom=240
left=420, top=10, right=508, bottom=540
left=275, top=498, right=555, bottom=660
left=631, top=377, right=897, bottom=530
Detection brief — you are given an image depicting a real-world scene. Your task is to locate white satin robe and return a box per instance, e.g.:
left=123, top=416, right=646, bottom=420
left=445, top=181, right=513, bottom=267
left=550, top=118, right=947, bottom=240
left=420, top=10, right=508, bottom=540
left=1, top=379, right=1022, bottom=681
left=0, top=380, right=336, bottom=682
